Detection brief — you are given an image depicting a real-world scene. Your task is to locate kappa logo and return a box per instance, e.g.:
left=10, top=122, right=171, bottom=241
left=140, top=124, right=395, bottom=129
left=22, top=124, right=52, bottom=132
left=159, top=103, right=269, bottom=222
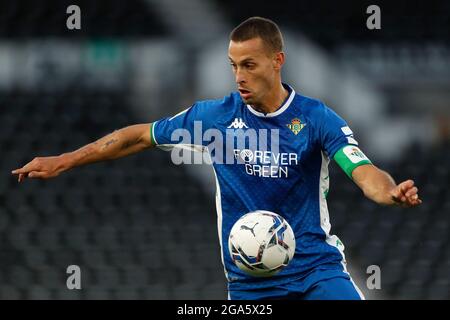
left=287, top=118, right=306, bottom=135
left=228, top=118, right=248, bottom=129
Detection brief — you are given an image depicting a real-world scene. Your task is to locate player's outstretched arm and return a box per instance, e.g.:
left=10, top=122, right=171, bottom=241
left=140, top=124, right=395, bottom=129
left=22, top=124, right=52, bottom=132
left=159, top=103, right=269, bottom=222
left=11, top=123, right=154, bottom=182
left=352, top=164, right=422, bottom=207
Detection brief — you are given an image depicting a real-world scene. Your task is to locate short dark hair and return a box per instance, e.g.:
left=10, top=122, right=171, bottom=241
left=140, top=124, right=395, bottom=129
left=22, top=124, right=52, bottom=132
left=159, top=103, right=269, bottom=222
left=230, top=17, right=284, bottom=53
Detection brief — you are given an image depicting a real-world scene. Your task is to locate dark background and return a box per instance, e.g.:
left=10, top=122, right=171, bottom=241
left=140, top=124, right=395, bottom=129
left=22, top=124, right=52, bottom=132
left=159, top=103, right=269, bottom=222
left=0, top=0, right=448, bottom=299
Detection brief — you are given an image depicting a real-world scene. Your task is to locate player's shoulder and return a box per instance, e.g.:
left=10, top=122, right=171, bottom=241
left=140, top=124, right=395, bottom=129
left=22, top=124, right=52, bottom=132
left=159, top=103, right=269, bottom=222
left=195, top=91, right=241, bottom=108
left=295, top=93, right=334, bottom=122
left=193, top=92, right=241, bottom=116
left=296, top=93, right=340, bottom=123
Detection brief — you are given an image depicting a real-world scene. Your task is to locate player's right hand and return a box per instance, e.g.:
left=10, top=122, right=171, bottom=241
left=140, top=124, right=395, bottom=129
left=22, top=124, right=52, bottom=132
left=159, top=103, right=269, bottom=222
left=11, top=156, right=67, bottom=182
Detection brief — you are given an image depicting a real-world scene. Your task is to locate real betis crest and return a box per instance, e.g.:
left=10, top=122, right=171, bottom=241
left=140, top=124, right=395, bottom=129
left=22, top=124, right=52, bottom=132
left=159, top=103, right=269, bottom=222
left=287, top=118, right=306, bottom=135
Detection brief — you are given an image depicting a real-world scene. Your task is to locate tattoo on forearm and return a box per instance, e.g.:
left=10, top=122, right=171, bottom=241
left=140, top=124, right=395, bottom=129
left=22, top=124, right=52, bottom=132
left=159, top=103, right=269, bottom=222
left=101, top=138, right=118, bottom=150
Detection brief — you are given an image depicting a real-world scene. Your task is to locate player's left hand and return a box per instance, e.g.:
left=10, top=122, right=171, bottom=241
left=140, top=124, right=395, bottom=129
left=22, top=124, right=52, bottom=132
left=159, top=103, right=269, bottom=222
left=390, top=179, right=422, bottom=207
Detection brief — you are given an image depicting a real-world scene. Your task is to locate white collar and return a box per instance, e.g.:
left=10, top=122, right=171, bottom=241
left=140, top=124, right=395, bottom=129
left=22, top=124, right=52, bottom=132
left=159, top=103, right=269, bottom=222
left=246, top=85, right=295, bottom=118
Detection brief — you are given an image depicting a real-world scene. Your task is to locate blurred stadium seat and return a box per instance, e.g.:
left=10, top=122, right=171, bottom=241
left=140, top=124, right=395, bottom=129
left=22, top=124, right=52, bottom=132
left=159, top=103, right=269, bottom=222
left=0, top=87, right=226, bottom=299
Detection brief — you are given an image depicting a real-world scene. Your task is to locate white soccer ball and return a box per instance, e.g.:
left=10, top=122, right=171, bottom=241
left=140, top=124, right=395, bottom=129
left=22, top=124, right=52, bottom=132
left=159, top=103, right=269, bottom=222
left=228, top=210, right=296, bottom=277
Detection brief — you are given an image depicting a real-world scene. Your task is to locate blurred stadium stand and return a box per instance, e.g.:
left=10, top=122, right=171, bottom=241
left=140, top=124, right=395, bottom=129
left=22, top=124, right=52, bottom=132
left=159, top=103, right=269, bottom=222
left=0, top=0, right=167, bottom=38
left=328, top=140, right=450, bottom=299
left=215, top=0, right=450, bottom=47
left=1, top=87, right=448, bottom=299
left=0, top=88, right=225, bottom=299
left=0, top=0, right=449, bottom=300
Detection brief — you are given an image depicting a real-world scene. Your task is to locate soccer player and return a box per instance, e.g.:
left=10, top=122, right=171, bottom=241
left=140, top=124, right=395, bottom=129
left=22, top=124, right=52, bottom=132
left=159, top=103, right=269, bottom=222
left=12, top=17, right=421, bottom=300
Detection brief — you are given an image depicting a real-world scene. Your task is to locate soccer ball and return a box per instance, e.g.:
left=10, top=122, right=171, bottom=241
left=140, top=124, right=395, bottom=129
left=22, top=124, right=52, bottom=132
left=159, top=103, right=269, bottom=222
left=228, top=210, right=295, bottom=277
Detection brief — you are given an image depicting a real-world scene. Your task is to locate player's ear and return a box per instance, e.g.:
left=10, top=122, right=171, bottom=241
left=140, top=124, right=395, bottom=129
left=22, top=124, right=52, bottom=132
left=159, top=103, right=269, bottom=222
left=273, top=52, right=285, bottom=71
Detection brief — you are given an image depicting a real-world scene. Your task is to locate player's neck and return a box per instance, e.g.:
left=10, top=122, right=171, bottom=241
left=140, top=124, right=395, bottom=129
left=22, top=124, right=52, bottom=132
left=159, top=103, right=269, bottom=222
left=253, top=82, right=289, bottom=114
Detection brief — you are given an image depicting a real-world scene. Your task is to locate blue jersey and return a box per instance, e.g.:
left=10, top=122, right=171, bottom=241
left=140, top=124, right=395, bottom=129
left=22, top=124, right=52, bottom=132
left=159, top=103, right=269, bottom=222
left=152, top=84, right=359, bottom=291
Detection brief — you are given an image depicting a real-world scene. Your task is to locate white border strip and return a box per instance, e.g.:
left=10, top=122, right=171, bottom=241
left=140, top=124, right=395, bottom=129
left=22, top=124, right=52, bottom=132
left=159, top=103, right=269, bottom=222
left=319, top=151, right=365, bottom=300
left=151, top=121, right=159, bottom=145
left=211, top=166, right=230, bottom=282
left=169, top=107, right=191, bottom=121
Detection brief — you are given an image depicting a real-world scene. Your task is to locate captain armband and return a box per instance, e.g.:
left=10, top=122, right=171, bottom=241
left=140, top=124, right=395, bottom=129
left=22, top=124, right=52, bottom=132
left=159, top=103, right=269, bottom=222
left=334, top=145, right=372, bottom=179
